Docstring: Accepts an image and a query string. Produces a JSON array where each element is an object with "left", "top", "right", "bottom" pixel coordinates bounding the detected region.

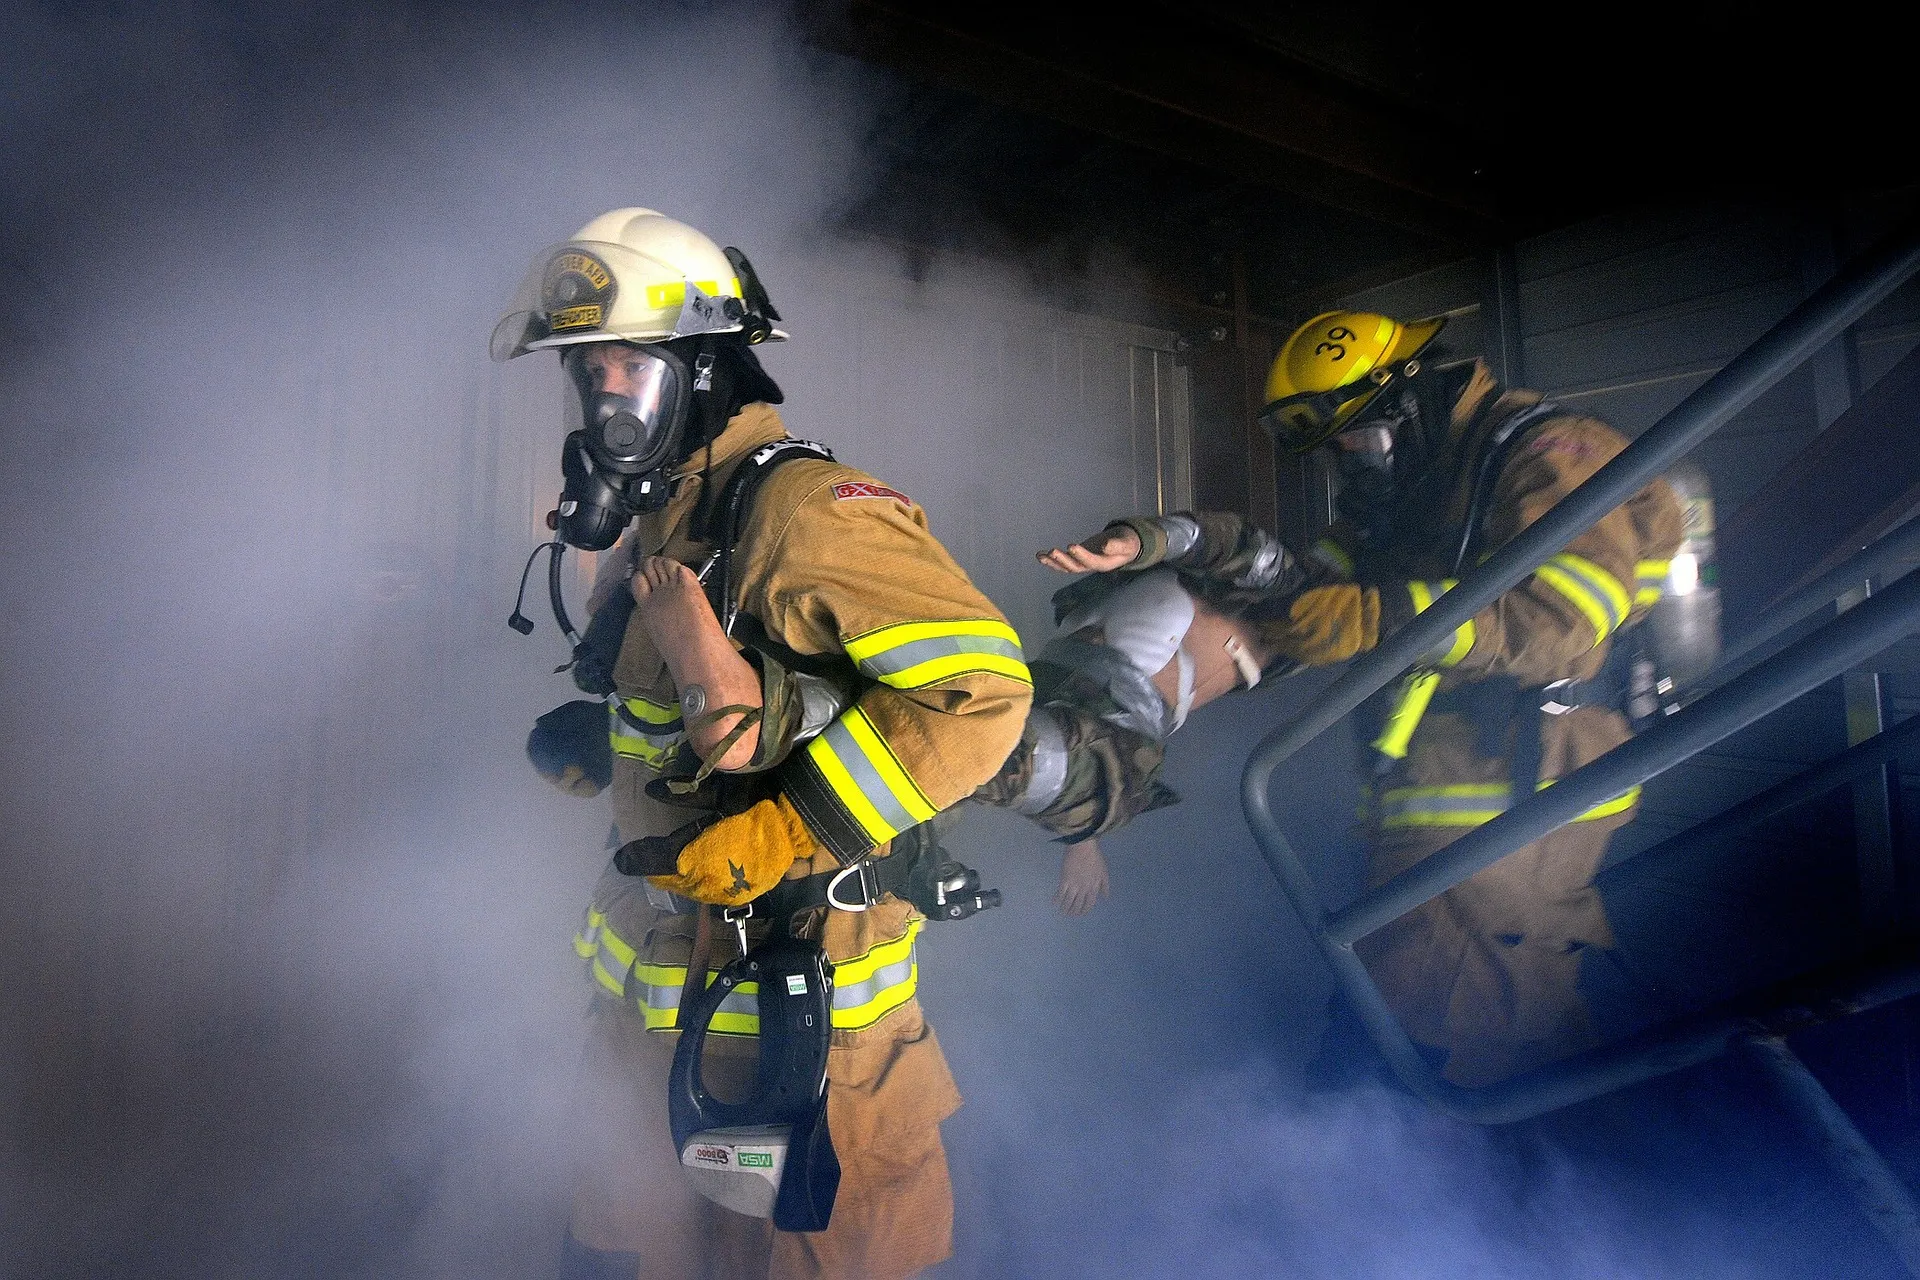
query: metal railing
[{"left": 1240, "top": 212, "right": 1920, "bottom": 1120}]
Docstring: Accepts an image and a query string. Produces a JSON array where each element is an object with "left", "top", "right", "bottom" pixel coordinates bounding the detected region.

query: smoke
[{"left": 0, "top": 3, "right": 1903, "bottom": 1278}]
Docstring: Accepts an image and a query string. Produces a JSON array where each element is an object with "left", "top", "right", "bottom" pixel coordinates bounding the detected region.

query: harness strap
[{"left": 755, "top": 844, "right": 925, "bottom": 921}]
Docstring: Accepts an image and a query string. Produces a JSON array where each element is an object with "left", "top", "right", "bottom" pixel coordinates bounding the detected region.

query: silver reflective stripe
[
  {"left": 1380, "top": 789, "right": 1510, "bottom": 822},
  {"left": 594, "top": 955, "right": 632, "bottom": 995},
  {"left": 1013, "top": 705, "right": 1070, "bottom": 815},
  {"left": 820, "top": 717, "right": 920, "bottom": 835},
  {"left": 793, "top": 671, "right": 851, "bottom": 742},
  {"left": 1232, "top": 533, "right": 1287, "bottom": 590},
  {"left": 1545, "top": 555, "right": 1627, "bottom": 634},
  {"left": 832, "top": 953, "right": 916, "bottom": 1013},
  {"left": 1157, "top": 514, "right": 1201, "bottom": 562},
  {"left": 637, "top": 978, "right": 759, "bottom": 1023},
  {"left": 857, "top": 633, "right": 1026, "bottom": 680}
]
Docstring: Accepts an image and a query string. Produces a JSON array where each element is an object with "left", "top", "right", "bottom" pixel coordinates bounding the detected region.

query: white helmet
[{"left": 490, "top": 208, "right": 785, "bottom": 361}]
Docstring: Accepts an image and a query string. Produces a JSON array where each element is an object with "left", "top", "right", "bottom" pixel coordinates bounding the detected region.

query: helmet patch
[{"left": 543, "top": 250, "right": 617, "bottom": 332}]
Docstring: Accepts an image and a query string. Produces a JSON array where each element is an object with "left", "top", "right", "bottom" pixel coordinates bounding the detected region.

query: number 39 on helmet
[{"left": 1258, "top": 310, "right": 1445, "bottom": 453}]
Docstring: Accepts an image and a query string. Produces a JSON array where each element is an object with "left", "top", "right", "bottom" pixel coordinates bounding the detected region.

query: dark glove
[{"left": 527, "top": 700, "right": 613, "bottom": 797}]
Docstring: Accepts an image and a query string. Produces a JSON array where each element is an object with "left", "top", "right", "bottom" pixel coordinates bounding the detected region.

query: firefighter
[
  {"left": 497, "top": 209, "right": 1032, "bottom": 1279},
  {"left": 1050, "top": 312, "right": 1684, "bottom": 1088}
]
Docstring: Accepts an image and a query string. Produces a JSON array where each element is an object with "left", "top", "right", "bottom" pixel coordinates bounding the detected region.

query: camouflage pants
[{"left": 973, "top": 689, "right": 1174, "bottom": 843}]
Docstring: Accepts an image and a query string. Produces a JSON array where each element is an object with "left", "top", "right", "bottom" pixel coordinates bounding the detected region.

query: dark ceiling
[{"left": 800, "top": 0, "right": 1916, "bottom": 328}]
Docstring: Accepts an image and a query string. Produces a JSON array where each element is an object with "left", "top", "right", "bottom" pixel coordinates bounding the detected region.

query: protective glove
[
  {"left": 647, "top": 793, "right": 819, "bottom": 907},
  {"left": 1267, "top": 584, "right": 1382, "bottom": 666}
]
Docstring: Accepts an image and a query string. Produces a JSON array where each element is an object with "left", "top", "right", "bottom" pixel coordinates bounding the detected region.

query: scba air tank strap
[{"left": 1366, "top": 399, "right": 1563, "bottom": 773}]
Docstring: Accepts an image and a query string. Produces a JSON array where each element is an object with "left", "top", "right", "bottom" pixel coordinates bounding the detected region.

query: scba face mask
[{"left": 554, "top": 341, "right": 715, "bottom": 550}]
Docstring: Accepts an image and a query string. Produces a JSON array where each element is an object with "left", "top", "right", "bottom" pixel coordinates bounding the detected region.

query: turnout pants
[
  {"left": 565, "top": 768, "right": 963, "bottom": 1280},
  {"left": 1355, "top": 708, "right": 1633, "bottom": 1088}
]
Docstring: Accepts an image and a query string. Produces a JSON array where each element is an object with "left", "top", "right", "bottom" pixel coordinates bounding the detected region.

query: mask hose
[{"left": 506, "top": 540, "right": 583, "bottom": 650}]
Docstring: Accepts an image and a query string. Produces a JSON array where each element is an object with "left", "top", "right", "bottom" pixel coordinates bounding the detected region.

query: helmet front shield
[{"left": 489, "top": 239, "right": 749, "bottom": 362}]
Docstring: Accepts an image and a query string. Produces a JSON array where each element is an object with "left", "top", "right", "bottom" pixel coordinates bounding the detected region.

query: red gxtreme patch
[{"left": 833, "top": 481, "right": 911, "bottom": 504}]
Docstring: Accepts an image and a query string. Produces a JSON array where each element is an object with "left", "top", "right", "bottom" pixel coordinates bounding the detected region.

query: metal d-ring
[{"left": 826, "top": 860, "right": 874, "bottom": 912}]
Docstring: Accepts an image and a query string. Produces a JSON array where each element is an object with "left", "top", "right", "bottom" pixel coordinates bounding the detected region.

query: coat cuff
[
  {"left": 1108, "top": 516, "right": 1168, "bottom": 569},
  {"left": 778, "top": 752, "right": 880, "bottom": 867}
]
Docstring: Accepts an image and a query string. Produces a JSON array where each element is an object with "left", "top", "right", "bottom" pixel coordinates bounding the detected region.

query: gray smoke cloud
[{"left": 0, "top": 3, "right": 1898, "bottom": 1277}]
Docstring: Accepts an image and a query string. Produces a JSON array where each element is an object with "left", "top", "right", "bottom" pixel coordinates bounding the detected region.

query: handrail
[
  {"left": 1710, "top": 513, "right": 1920, "bottom": 684},
  {"left": 1608, "top": 706, "right": 1920, "bottom": 880},
  {"left": 1326, "top": 569, "right": 1920, "bottom": 944},
  {"left": 1241, "top": 211, "right": 1920, "bottom": 796}
]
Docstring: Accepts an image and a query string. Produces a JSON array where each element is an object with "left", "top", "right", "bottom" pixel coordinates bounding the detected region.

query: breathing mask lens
[
  {"left": 552, "top": 342, "right": 693, "bottom": 550},
  {"left": 564, "top": 344, "right": 688, "bottom": 475}
]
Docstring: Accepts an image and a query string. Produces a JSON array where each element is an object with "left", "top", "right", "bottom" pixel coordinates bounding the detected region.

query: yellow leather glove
[
  {"left": 647, "top": 794, "right": 819, "bottom": 907},
  {"left": 1269, "top": 584, "right": 1382, "bottom": 666}
]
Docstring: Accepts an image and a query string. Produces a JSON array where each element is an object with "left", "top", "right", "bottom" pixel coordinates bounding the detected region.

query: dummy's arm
[{"left": 1043, "top": 510, "right": 1302, "bottom": 595}]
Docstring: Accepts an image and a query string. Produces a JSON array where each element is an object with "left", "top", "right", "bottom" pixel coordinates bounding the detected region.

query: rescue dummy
[
  {"left": 968, "top": 513, "right": 1307, "bottom": 913},
  {"left": 498, "top": 208, "right": 1031, "bottom": 1279}
]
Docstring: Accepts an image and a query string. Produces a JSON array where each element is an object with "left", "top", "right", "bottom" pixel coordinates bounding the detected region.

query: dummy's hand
[
  {"left": 1037, "top": 525, "right": 1141, "bottom": 575},
  {"left": 646, "top": 794, "right": 819, "bottom": 906},
  {"left": 1055, "top": 838, "right": 1111, "bottom": 916}
]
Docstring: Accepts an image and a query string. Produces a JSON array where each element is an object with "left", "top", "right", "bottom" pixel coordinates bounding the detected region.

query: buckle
[
  {"left": 722, "top": 902, "right": 754, "bottom": 951},
  {"left": 1540, "top": 679, "right": 1579, "bottom": 716},
  {"left": 825, "top": 859, "right": 878, "bottom": 913}
]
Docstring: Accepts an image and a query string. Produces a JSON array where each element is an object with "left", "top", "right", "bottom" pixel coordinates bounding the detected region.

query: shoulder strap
[
  {"left": 707, "top": 438, "right": 835, "bottom": 633},
  {"left": 1450, "top": 399, "right": 1560, "bottom": 576}
]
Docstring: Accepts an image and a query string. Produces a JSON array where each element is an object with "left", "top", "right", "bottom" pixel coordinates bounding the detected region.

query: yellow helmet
[{"left": 1258, "top": 310, "right": 1445, "bottom": 453}]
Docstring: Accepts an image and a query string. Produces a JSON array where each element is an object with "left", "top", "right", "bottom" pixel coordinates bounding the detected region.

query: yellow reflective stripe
[
  {"left": 587, "top": 919, "right": 637, "bottom": 997},
  {"left": 805, "top": 707, "right": 937, "bottom": 844},
  {"left": 829, "top": 920, "right": 922, "bottom": 1030},
  {"left": 1371, "top": 670, "right": 1441, "bottom": 761},
  {"left": 1440, "top": 615, "right": 1476, "bottom": 667},
  {"left": 1311, "top": 538, "right": 1355, "bottom": 578},
  {"left": 610, "top": 696, "right": 683, "bottom": 766},
  {"left": 845, "top": 619, "right": 1031, "bottom": 689},
  {"left": 1378, "top": 779, "right": 1643, "bottom": 829},
  {"left": 643, "top": 278, "right": 741, "bottom": 309},
  {"left": 1535, "top": 553, "right": 1630, "bottom": 646},
  {"left": 598, "top": 925, "right": 636, "bottom": 968},
  {"left": 572, "top": 906, "right": 605, "bottom": 959},
  {"left": 837, "top": 707, "right": 936, "bottom": 826},
  {"left": 1344, "top": 315, "right": 1399, "bottom": 383},
  {"left": 832, "top": 920, "right": 919, "bottom": 986},
  {"left": 631, "top": 963, "right": 763, "bottom": 1035},
  {"left": 623, "top": 934, "right": 924, "bottom": 1035},
  {"left": 1408, "top": 578, "right": 1474, "bottom": 667},
  {"left": 844, "top": 618, "right": 1021, "bottom": 663},
  {"left": 1634, "top": 559, "right": 1669, "bottom": 609},
  {"left": 618, "top": 696, "right": 680, "bottom": 726}
]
